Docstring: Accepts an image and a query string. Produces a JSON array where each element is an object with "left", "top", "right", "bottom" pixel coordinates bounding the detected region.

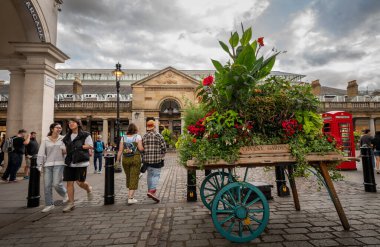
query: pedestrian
[
  {"left": 62, "top": 118, "right": 94, "bottom": 212},
  {"left": 360, "top": 129, "right": 375, "bottom": 168},
  {"left": 115, "top": 123, "right": 144, "bottom": 204},
  {"left": 1, "top": 129, "right": 30, "bottom": 182},
  {"left": 24, "top": 131, "right": 39, "bottom": 179},
  {"left": 0, "top": 134, "right": 5, "bottom": 168},
  {"left": 360, "top": 129, "right": 373, "bottom": 147},
  {"left": 37, "top": 123, "right": 68, "bottom": 213},
  {"left": 371, "top": 131, "right": 380, "bottom": 174},
  {"left": 142, "top": 120, "right": 166, "bottom": 203},
  {"left": 93, "top": 135, "right": 105, "bottom": 174}
]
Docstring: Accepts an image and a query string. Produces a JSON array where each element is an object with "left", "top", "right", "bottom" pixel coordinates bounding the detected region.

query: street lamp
[{"left": 113, "top": 62, "right": 124, "bottom": 173}]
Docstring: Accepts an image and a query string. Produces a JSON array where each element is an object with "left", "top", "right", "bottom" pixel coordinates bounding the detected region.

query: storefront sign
[{"left": 24, "top": 0, "right": 45, "bottom": 42}]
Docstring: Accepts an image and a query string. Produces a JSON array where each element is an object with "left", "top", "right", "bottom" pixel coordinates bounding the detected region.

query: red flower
[
  {"left": 202, "top": 75, "right": 214, "bottom": 86},
  {"left": 257, "top": 37, "right": 264, "bottom": 47},
  {"left": 281, "top": 119, "right": 302, "bottom": 137},
  {"left": 212, "top": 134, "right": 219, "bottom": 138},
  {"left": 192, "top": 138, "right": 197, "bottom": 143}
]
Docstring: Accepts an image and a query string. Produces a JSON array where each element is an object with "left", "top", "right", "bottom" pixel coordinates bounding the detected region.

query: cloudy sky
[{"left": 2, "top": 0, "right": 380, "bottom": 90}]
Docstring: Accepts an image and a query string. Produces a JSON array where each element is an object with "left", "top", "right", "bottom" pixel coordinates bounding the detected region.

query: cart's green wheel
[
  {"left": 200, "top": 171, "right": 233, "bottom": 210},
  {"left": 211, "top": 182, "right": 269, "bottom": 243}
]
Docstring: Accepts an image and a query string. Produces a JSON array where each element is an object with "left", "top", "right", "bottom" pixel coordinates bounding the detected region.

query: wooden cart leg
[
  {"left": 187, "top": 170, "right": 197, "bottom": 202},
  {"left": 318, "top": 163, "right": 350, "bottom": 230},
  {"left": 287, "top": 164, "right": 301, "bottom": 211}
]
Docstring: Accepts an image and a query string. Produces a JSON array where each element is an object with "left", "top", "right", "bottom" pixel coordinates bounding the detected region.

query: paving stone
[
  {"left": 309, "top": 239, "right": 340, "bottom": 246},
  {"left": 335, "top": 237, "right": 364, "bottom": 246},
  {"left": 185, "top": 239, "right": 210, "bottom": 246},
  {"left": 283, "top": 234, "right": 309, "bottom": 241},
  {"left": 357, "top": 237, "right": 380, "bottom": 245},
  {"left": 170, "top": 234, "right": 191, "bottom": 241},
  {"left": 306, "top": 232, "right": 334, "bottom": 239},
  {"left": 283, "top": 241, "right": 314, "bottom": 247}
]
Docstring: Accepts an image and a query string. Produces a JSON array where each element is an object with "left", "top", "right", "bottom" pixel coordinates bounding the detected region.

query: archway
[{"left": 159, "top": 98, "right": 181, "bottom": 137}]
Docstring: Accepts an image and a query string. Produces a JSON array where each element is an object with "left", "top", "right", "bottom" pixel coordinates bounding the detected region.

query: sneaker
[
  {"left": 8, "top": 180, "right": 17, "bottom": 183},
  {"left": 41, "top": 205, "right": 55, "bottom": 213},
  {"left": 23, "top": 176, "right": 29, "bottom": 179},
  {"left": 1, "top": 178, "right": 8, "bottom": 183},
  {"left": 87, "top": 186, "right": 94, "bottom": 201},
  {"left": 97, "top": 170, "right": 102, "bottom": 174},
  {"left": 62, "top": 193, "right": 69, "bottom": 203},
  {"left": 147, "top": 192, "right": 160, "bottom": 203},
  {"left": 128, "top": 198, "right": 138, "bottom": 204},
  {"left": 62, "top": 203, "right": 75, "bottom": 213}
]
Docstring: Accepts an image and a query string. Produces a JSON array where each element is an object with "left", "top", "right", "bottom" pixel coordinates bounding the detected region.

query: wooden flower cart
[{"left": 186, "top": 145, "right": 350, "bottom": 243}]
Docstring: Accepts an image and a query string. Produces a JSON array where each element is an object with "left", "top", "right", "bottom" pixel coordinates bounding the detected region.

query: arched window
[{"left": 160, "top": 99, "right": 180, "bottom": 116}]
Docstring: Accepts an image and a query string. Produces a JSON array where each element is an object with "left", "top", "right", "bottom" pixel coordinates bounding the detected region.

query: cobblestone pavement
[{"left": 0, "top": 152, "right": 380, "bottom": 246}]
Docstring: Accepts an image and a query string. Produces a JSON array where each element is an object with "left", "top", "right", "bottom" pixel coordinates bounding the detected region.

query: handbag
[{"left": 140, "top": 163, "right": 148, "bottom": 173}]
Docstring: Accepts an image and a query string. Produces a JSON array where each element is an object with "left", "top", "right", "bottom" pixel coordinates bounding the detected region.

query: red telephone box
[{"left": 322, "top": 111, "right": 356, "bottom": 170}]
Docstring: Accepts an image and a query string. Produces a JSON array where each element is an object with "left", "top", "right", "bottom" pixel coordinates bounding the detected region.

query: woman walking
[
  {"left": 372, "top": 131, "right": 380, "bottom": 174},
  {"left": 62, "top": 118, "right": 94, "bottom": 212},
  {"left": 115, "top": 123, "right": 144, "bottom": 204},
  {"left": 37, "top": 123, "right": 68, "bottom": 213}
]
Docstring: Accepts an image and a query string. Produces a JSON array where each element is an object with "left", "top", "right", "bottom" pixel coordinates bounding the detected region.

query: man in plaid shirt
[{"left": 142, "top": 120, "right": 166, "bottom": 202}]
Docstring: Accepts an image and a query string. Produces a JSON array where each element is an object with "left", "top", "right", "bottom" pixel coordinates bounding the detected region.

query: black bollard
[
  {"left": 187, "top": 170, "right": 197, "bottom": 202},
  {"left": 205, "top": 169, "right": 211, "bottom": 177},
  {"left": 275, "top": 166, "right": 290, "bottom": 197},
  {"left": 360, "top": 145, "right": 377, "bottom": 192},
  {"left": 104, "top": 154, "right": 115, "bottom": 204},
  {"left": 27, "top": 156, "right": 40, "bottom": 207}
]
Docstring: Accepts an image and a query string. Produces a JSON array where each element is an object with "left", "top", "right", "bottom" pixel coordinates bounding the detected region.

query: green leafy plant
[
  {"left": 161, "top": 128, "right": 176, "bottom": 148},
  {"left": 177, "top": 25, "right": 342, "bottom": 180}
]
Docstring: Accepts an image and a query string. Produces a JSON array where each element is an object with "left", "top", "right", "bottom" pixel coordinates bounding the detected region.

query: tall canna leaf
[
  {"left": 229, "top": 32, "right": 239, "bottom": 48},
  {"left": 240, "top": 27, "right": 252, "bottom": 46}
]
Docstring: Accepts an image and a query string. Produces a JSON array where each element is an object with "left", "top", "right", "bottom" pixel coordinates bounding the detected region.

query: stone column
[
  {"left": 370, "top": 117, "right": 376, "bottom": 136},
  {"left": 6, "top": 69, "right": 25, "bottom": 136},
  {"left": 132, "top": 111, "right": 146, "bottom": 135},
  {"left": 10, "top": 42, "right": 69, "bottom": 141},
  {"left": 154, "top": 117, "right": 159, "bottom": 130},
  {"left": 181, "top": 116, "right": 185, "bottom": 134},
  {"left": 102, "top": 119, "right": 109, "bottom": 145}
]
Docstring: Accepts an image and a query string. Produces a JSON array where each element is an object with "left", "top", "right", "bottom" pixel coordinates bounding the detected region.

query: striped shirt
[{"left": 142, "top": 131, "right": 166, "bottom": 164}]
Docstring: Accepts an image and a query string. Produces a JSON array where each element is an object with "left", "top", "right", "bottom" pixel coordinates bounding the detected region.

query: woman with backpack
[{"left": 115, "top": 123, "right": 144, "bottom": 204}]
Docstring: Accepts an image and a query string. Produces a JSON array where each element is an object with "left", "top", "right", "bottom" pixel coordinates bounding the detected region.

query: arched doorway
[{"left": 159, "top": 99, "right": 181, "bottom": 138}]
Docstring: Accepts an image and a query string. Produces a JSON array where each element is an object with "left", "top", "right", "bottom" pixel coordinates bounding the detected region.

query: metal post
[
  {"left": 104, "top": 154, "right": 115, "bottom": 204},
  {"left": 27, "top": 156, "right": 40, "bottom": 207},
  {"left": 187, "top": 170, "right": 197, "bottom": 202},
  {"left": 360, "top": 145, "right": 377, "bottom": 192},
  {"left": 275, "top": 166, "right": 290, "bottom": 197},
  {"left": 115, "top": 63, "right": 122, "bottom": 173}
]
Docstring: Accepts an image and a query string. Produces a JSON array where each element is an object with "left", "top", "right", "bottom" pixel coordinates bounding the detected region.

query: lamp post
[{"left": 113, "top": 62, "right": 124, "bottom": 173}]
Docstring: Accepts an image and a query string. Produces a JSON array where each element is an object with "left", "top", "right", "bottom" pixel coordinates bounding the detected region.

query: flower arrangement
[{"left": 177, "top": 26, "right": 342, "bottom": 179}]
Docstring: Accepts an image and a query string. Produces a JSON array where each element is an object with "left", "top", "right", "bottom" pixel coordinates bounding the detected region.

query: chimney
[
  {"left": 73, "top": 76, "right": 82, "bottom": 95},
  {"left": 311, "top": 80, "right": 321, "bottom": 95},
  {"left": 347, "top": 80, "right": 358, "bottom": 97}
]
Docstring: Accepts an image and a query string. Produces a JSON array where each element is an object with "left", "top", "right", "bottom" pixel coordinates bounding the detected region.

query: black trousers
[{"left": 1, "top": 152, "right": 23, "bottom": 181}]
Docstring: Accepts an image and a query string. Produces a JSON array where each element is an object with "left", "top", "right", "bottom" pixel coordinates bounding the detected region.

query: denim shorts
[{"left": 374, "top": 150, "right": 380, "bottom": 157}]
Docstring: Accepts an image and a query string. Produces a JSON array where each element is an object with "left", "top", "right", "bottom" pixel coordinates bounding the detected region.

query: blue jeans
[
  {"left": 44, "top": 166, "right": 67, "bottom": 206},
  {"left": 93, "top": 153, "right": 103, "bottom": 171},
  {"left": 147, "top": 167, "right": 161, "bottom": 190},
  {"left": 1, "top": 152, "right": 23, "bottom": 181}
]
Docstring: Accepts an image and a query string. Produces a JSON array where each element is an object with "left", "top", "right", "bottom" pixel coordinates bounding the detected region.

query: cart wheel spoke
[
  {"left": 245, "top": 197, "right": 260, "bottom": 207},
  {"left": 215, "top": 209, "right": 234, "bottom": 214},
  {"left": 238, "top": 221, "right": 243, "bottom": 237},
  {"left": 227, "top": 221, "right": 236, "bottom": 234},
  {"left": 249, "top": 209, "right": 265, "bottom": 213},
  {"left": 220, "top": 214, "right": 235, "bottom": 225},
  {"left": 249, "top": 215, "right": 263, "bottom": 224},
  {"left": 242, "top": 189, "right": 252, "bottom": 204}
]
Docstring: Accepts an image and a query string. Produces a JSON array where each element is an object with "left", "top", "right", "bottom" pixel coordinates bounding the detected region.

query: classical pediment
[{"left": 131, "top": 67, "right": 199, "bottom": 88}]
